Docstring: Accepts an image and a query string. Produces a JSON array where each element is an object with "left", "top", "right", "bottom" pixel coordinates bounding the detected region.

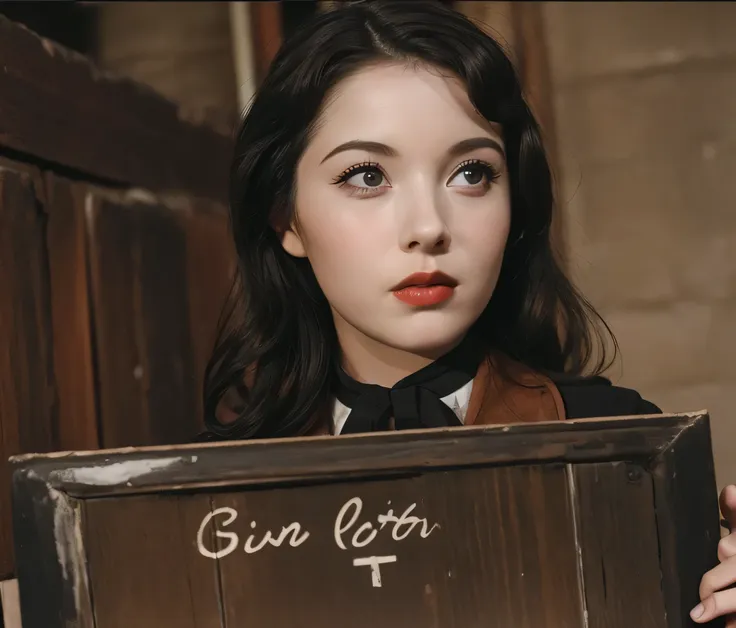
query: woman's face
[{"left": 285, "top": 62, "right": 511, "bottom": 358}]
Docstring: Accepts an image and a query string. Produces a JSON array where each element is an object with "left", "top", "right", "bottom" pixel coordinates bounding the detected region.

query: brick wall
[{"left": 543, "top": 1, "right": 736, "bottom": 486}]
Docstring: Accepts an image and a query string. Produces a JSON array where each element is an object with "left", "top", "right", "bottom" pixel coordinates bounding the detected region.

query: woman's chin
[{"left": 381, "top": 323, "right": 472, "bottom": 358}]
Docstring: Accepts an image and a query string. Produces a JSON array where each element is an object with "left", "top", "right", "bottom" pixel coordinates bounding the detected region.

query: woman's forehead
[{"left": 310, "top": 63, "right": 503, "bottom": 151}]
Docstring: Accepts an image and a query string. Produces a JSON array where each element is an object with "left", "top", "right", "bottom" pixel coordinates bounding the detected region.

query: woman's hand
[{"left": 692, "top": 485, "right": 736, "bottom": 625}]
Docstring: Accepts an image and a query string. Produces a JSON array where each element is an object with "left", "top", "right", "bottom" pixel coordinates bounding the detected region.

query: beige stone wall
[{"left": 543, "top": 1, "right": 736, "bottom": 485}]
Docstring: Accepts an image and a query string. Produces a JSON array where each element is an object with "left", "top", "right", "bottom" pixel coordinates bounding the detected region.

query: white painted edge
[{"left": 51, "top": 457, "right": 188, "bottom": 486}]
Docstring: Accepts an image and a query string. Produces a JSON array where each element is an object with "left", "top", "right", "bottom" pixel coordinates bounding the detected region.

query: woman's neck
[{"left": 333, "top": 313, "right": 463, "bottom": 387}]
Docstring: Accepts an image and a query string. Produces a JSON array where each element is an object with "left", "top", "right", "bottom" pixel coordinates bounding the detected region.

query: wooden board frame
[{"left": 11, "top": 413, "right": 722, "bottom": 628}]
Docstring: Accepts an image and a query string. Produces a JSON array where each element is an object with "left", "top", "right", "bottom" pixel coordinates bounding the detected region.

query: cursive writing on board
[
  {"left": 196, "top": 496, "right": 439, "bottom": 586},
  {"left": 334, "top": 497, "right": 439, "bottom": 549},
  {"left": 196, "top": 507, "right": 309, "bottom": 559}
]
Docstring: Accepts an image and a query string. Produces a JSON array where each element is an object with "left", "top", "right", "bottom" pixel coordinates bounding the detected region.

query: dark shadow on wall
[{"left": 0, "top": 2, "right": 97, "bottom": 55}]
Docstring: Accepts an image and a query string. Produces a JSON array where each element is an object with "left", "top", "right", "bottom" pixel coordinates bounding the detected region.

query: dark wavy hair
[{"left": 203, "top": 0, "right": 616, "bottom": 440}]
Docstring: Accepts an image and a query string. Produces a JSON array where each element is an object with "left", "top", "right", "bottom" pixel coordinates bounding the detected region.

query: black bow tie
[{"left": 334, "top": 335, "right": 484, "bottom": 434}]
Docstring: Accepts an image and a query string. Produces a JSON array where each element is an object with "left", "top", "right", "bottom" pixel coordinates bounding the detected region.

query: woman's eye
[
  {"left": 447, "top": 162, "right": 498, "bottom": 188},
  {"left": 344, "top": 168, "right": 385, "bottom": 188},
  {"left": 332, "top": 163, "right": 391, "bottom": 197}
]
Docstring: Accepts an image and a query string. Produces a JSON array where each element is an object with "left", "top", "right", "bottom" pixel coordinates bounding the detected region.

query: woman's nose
[{"left": 398, "top": 193, "right": 450, "bottom": 254}]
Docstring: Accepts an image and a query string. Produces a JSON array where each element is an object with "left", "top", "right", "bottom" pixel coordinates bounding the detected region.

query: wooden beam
[
  {"left": 229, "top": 2, "right": 257, "bottom": 113},
  {"left": 0, "top": 15, "right": 231, "bottom": 202},
  {"left": 508, "top": 1, "right": 566, "bottom": 260},
  {"left": 249, "top": 2, "right": 283, "bottom": 85},
  {"left": 44, "top": 174, "right": 100, "bottom": 454},
  {"left": 0, "top": 160, "right": 59, "bottom": 580},
  {"left": 510, "top": 2, "right": 558, "bottom": 171}
]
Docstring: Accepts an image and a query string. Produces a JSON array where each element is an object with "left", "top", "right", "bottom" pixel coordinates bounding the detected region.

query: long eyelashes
[
  {"left": 331, "top": 161, "right": 385, "bottom": 185},
  {"left": 331, "top": 158, "right": 502, "bottom": 197},
  {"left": 451, "top": 159, "right": 502, "bottom": 187},
  {"left": 331, "top": 162, "right": 388, "bottom": 198}
]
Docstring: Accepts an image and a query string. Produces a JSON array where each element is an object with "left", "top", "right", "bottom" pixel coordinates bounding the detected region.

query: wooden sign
[{"left": 10, "top": 413, "right": 723, "bottom": 628}]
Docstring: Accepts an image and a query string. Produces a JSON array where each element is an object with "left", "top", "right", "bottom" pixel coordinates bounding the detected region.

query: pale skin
[
  {"left": 284, "top": 62, "right": 510, "bottom": 387},
  {"left": 279, "top": 60, "right": 736, "bottom": 621}
]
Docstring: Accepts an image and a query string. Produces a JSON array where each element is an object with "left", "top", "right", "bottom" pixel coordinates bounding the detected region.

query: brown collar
[{"left": 306, "top": 353, "right": 566, "bottom": 436}]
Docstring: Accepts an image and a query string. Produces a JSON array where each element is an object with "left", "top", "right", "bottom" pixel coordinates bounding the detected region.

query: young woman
[{"left": 200, "top": 0, "right": 736, "bottom": 623}]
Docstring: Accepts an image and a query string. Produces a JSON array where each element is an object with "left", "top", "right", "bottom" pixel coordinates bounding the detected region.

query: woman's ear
[
  {"left": 279, "top": 225, "right": 308, "bottom": 258},
  {"left": 271, "top": 206, "right": 308, "bottom": 258}
]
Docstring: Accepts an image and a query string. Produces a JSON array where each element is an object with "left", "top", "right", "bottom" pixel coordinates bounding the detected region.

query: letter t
[{"left": 352, "top": 555, "right": 397, "bottom": 587}]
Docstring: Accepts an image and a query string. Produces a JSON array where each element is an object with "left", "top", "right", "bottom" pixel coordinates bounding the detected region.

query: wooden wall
[{"left": 0, "top": 15, "right": 236, "bottom": 580}]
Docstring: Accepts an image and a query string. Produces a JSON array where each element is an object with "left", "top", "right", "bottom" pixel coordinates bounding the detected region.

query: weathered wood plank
[
  {"left": 0, "top": 162, "right": 57, "bottom": 579},
  {"left": 573, "top": 462, "right": 668, "bottom": 628},
  {"left": 44, "top": 175, "right": 99, "bottom": 452},
  {"left": 183, "top": 207, "right": 236, "bottom": 428},
  {"left": 213, "top": 465, "right": 582, "bottom": 627},
  {"left": 83, "top": 494, "right": 222, "bottom": 628},
  {"left": 11, "top": 473, "right": 93, "bottom": 628},
  {"left": 11, "top": 414, "right": 700, "bottom": 499},
  {"left": 0, "top": 15, "right": 231, "bottom": 202},
  {"left": 86, "top": 191, "right": 202, "bottom": 447}
]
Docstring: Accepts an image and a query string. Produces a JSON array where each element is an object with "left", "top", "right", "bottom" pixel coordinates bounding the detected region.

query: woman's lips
[
  {"left": 391, "top": 271, "right": 457, "bottom": 306},
  {"left": 393, "top": 285, "right": 455, "bottom": 306}
]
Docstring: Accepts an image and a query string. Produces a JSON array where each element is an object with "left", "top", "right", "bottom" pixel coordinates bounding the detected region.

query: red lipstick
[{"left": 392, "top": 271, "right": 457, "bottom": 306}]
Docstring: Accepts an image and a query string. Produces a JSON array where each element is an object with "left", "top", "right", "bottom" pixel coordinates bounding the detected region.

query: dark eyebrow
[
  {"left": 320, "top": 140, "right": 398, "bottom": 164},
  {"left": 447, "top": 137, "right": 506, "bottom": 159},
  {"left": 319, "top": 136, "right": 506, "bottom": 165}
]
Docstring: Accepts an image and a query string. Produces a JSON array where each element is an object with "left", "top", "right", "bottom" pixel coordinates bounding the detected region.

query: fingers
[
  {"left": 691, "top": 588, "right": 736, "bottom": 623},
  {"left": 721, "top": 485, "right": 736, "bottom": 527},
  {"left": 693, "top": 487, "right": 736, "bottom": 625},
  {"left": 720, "top": 534, "right": 736, "bottom": 563},
  {"left": 701, "top": 556, "right": 736, "bottom": 599}
]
